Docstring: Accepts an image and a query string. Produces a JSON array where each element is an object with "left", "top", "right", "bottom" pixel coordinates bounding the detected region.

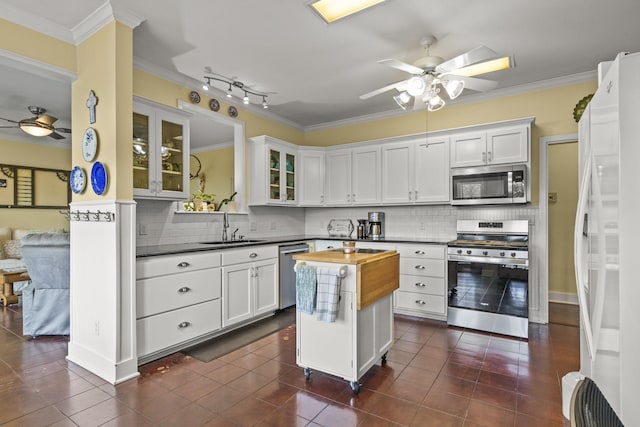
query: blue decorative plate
[
  {"left": 69, "top": 166, "right": 86, "bottom": 194},
  {"left": 91, "top": 161, "right": 108, "bottom": 195}
]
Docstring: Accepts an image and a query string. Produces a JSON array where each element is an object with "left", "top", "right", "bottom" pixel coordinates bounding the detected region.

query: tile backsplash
[{"left": 136, "top": 199, "right": 539, "bottom": 246}]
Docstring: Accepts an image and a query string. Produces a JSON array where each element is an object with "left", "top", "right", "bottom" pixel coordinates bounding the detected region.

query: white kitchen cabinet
[
  {"left": 221, "top": 245, "right": 278, "bottom": 328},
  {"left": 249, "top": 135, "right": 297, "bottom": 205},
  {"left": 450, "top": 123, "right": 529, "bottom": 168},
  {"left": 133, "top": 98, "right": 190, "bottom": 200},
  {"left": 325, "top": 146, "right": 380, "bottom": 206},
  {"left": 136, "top": 251, "right": 222, "bottom": 362},
  {"left": 298, "top": 149, "right": 325, "bottom": 206},
  {"left": 393, "top": 243, "right": 447, "bottom": 320},
  {"left": 381, "top": 136, "right": 449, "bottom": 204}
]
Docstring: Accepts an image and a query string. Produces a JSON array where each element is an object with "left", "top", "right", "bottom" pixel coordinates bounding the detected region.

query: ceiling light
[
  {"left": 427, "top": 95, "right": 445, "bottom": 111},
  {"left": 202, "top": 82, "right": 210, "bottom": 91},
  {"left": 226, "top": 84, "right": 233, "bottom": 98},
  {"left": 309, "top": 0, "right": 385, "bottom": 23},
  {"left": 203, "top": 73, "right": 270, "bottom": 109},
  {"left": 262, "top": 96, "right": 268, "bottom": 109},
  {"left": 393, "top": 91, "right": 411, "bottom": 110},
  {"left": 243, "top": 92, "right": 250, "bottom": 104},
  {"left": 19, "top": 118, "right": 54, "bottom": 137},
  {"left": 406, "top": 76, "right": 426, "bottom": 97},
  {"left": 442, "top": 79, "right": 465, "bottom": 99},
  {"left": 448, "top": 56, "right": 513, "bottom": 77}
]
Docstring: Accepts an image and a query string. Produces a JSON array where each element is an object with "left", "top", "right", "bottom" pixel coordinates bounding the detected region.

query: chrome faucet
[
  {"left": 222, "top": 212, "right": 229, "bottom": 241},
  {"left": 231, "top": 228, "right": 239, "bottom": 241}
]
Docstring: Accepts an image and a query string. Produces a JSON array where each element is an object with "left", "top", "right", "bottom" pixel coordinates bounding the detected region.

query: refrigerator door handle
[{"left": 574, "top": 147, "right": 596, "bottom": 361}]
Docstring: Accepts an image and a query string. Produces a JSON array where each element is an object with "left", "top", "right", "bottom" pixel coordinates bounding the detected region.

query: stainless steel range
[{"left": 447, "top": 220, "right": 529, "bottom": 339}]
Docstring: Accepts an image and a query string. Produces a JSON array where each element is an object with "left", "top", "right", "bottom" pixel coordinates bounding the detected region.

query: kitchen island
[{"left": 293, "top": 248, "right": 399, "bottom": 393}]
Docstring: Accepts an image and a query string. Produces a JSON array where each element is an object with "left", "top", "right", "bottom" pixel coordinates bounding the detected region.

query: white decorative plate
[
  {"left": 70, "top": 166, "right": 86, "bottom": 194},
  {"left": 327, "top": 219, "right": 354, "bottom": 237},
  {"left": 82, "top": 127, "right": 98, "bottom": 162}
]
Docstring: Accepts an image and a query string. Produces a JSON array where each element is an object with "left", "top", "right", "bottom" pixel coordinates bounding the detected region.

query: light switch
[{"left": 548, "top": 192, "right": 558, "bottom": 203}]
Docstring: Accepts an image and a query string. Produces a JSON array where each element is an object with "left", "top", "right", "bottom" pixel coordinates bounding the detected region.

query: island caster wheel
[
  {"left": 381, "top": 352, "right": 388, "bottom": 365},
  {"left": 304, "top": 367, "right": 311, "bottom": 380},
  {"left": 350, "top": 381, "right": 360, "bottom": 394}
]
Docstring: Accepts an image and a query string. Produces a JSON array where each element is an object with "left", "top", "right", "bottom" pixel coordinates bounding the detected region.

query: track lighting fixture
[
  {"left": 203, "top": 75, "right": 270, "bottom": 108},
  {"left": 202, "top": 82, "right": 210, "bottom": 91}
]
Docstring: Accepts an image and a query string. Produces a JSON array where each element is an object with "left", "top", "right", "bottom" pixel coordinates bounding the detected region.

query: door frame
[{"left": 537, "top": 133, "right": 578, "bottom": 323}]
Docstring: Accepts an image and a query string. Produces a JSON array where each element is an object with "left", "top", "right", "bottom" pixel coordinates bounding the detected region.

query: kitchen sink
[{"left": 199, "top": 239, "right": 265, "bottom": 245}]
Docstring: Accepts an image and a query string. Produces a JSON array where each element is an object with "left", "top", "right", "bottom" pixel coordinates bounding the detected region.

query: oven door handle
[{"left": 447, "top": 254, "right": 528, "bottom": 267}]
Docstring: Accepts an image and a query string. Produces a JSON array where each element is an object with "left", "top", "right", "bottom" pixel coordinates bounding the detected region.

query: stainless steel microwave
[{"left": 451, "top": 164, "right": 527, "bottom": 205}]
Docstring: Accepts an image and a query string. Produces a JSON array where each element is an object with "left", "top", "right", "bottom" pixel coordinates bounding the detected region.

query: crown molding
[
  {"left": 72, "top": 1, "right": 144, "bottom": 45},
  {"left": 0, "top": 49, "right": 77, "bottom": 82},
  {"left": 304, "top": 70, "right": 598, "bottom": 132},
  {"left": 133, "top": 57, "right": 305, "bottom": 131},
  {"left": 0, "top": 3, "right": 75, "bottom": 44}
]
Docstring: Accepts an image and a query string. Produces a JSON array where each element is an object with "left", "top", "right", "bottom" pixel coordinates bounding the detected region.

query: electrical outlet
[
  {"left": 138, "top": 223, "right": 147, "bottom": 235},
  {"left": 250, "top": 221, "right": 257, "bottom": 231}
]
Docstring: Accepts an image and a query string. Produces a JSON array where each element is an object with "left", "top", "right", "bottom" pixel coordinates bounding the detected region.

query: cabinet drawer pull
[
  {"left": 415, "top": 300, "right": 426, "bottom": 305},
  {"left": 177, "top": 262, "right": 190, "bottom": 268},
  {"left": 178, "top": 321, "right": 191, "bottom": 328},
  {"left": 414, "top": 250, "right": 425, "bottom": 255},
  {"left": 415, "top": 283, "right": 426, "bottom": 287},
  {"left": 249, "top": 252, "right": 258, "bottom": 258},
  {"left": 177, "top": 286, "right": 191, "bottom": 293},
  {"left": 414, "top": 265, "right": 426, "bottom": 270}
]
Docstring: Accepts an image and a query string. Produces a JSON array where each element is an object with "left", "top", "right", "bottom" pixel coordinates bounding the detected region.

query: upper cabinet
[
  {"left": 449, "top": 121, "right": 531, "bottom": 168},
  {"left": 381, "top": 136, "right": 449, "bottom": 204},
  {"left": 298, "top": 149, "right": 325, "bottom": 206},
  {"left": 133, "top": 99, "right": 190, "bottom": 200},
  {"left": 249, "top": 135, "right": 297, "bottom": 205},
  {"left": 325, "top": 146, "right": 380, "bottom": 206}
]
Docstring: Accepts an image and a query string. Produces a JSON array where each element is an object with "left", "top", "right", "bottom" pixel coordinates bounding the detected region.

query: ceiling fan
[
  {"left": 0, "top": 106, "right": 71, "bottom": 139},
  {"left": 360, "top": 36, "right": 514, "bottom": 111}
]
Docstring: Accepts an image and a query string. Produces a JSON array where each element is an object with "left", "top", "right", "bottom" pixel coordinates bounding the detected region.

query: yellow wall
[
  {"left": 548, "top": 142, "right": 579, "bottom": 296},
  {"left": 189, "top": 147, "right": 234, "bottom": 207},
  {"left": 0, "top": 138, "right": 71, "bottom": 230}
]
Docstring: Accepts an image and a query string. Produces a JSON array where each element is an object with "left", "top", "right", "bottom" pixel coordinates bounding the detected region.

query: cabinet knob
[
  {"left": 177, "top": 286, "right": 191, "bottom": 293},
  {"left": 408, "top": 191, "right": 412, "bottom": 201},
  {"left": 249, "top": 252, "right": 258, "bottom": 258},
  {"left": 415, "top": 282, "right": 426, "bottom": 287},
  {"left": 415, "top": 300, "right": 426, "bottom": 305},
  {"left": 178, "top": 321, "right": 191, "bottom": 329},
  {"left": 487, "top": 151, "right": 492, "bottom": 162},
  {"left": 415, "top": 250, "right": 425, "bottom": 255},
  {"left": 352, "top": 194, "right": 355, "bottom": 202},
  {"left": 177, "top": 262, "right": 190, "bottom": 268},
  {"left": 414, "top": 265, "right": 426, "bottom": 270}
]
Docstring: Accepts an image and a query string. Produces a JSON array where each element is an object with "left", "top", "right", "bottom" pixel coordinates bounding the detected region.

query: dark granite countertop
[{"left": 136, "top": 234, "right": 451, "bottom": 258}]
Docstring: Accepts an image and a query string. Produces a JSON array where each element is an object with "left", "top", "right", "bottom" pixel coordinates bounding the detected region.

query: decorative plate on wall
[
  {"left": 70, "top": 166, "right": 86, "bottom": 194},
  {"left": 228, "top": 105, "right": 238, "bottom": 118},
  {"left": 209, "top": 98, "right": 220, "bottom": 111},
  {"left": 189, "top": 90, "right": 201, "bottom": 104},
  {"left": 91, "top": 161, "right": 108, "bottom": 196},
  {"left": 82, "top": 127, "right": 98, "bottom": 162}
]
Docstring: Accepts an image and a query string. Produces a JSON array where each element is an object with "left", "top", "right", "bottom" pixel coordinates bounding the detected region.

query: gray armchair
[{"left": 20, "top": 232, "right": 70, "bottom": 336}]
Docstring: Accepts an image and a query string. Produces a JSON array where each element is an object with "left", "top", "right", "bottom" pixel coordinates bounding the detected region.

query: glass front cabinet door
[
  {"left": 133, "top": 99, "right": 189, "bottom": 200},
  {"left": 249, "top": 135, "right": 297, "bottom": 205}
]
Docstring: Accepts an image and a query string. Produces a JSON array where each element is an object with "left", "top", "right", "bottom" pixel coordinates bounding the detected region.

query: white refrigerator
[{"left": 575, "top": 51, "right": 640, "bottom": 426}]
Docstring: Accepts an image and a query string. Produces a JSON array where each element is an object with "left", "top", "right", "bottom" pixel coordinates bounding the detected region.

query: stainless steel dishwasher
[{"left": 279, "top": 243, "right": 309, "bottom": 309}]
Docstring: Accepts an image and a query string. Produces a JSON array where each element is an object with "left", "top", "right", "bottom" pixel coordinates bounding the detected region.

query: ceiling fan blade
[
  {"left": 360, "top": 80, "right": 408, "bottom": 100},
  {"left": 455, "top": 76, "right": 499, "bottom": 92},
  {"left": 55, "top": 127, "right": 72, "bottom": 134},
  {"left": 0, "top": 117, "right": 19, "bottom": 124},
  {"left": 435, "top": 46, "right": 498, "bottom": 74},
  {"left": 445, "top": 55, "right": 514, "bottom": 77},
  {"left": 0, "top": 126, "right": 18, "bottom": 129},
  {"left": 48, "top": 132, "right": 66, "bottom": 140},
  {"left": 36, "top": 114, "right": 58, "bottom": 126},
  {"left": 378, "top": 59, "right": 424, "bottom": 75}
]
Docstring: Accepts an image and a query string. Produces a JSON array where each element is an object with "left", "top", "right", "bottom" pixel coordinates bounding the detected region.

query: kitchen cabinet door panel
[
  {"left": 351, "top": 146, "right": 381, "bottom": 205},
  {"left": 381, "top": 142, "right": 413, "bottom": 204},
  {"left": 222, "top": 263, "right": 252, "bottom": 327},
  {"left": 450, "top": 132, "right": 487, "bottom": 168},
  {"left": 414, "top": 137, "right": 449, "bottom": 203},
  {"left": 487, "top": 126, "right": 528, "bottom": 164},
  {"left": 299, "top": 150, "right": 325, "bottom": 206},
  {"left": 325, "top": 150, "right": 352, "bottom": 205},
  {"left": 253, "top": 258, "right": 278, "bottom": 316}
]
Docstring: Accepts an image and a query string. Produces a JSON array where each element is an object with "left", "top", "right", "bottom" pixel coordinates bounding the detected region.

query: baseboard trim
[{"left": 549, "top": 292, "right": 579, "bottom": 305}]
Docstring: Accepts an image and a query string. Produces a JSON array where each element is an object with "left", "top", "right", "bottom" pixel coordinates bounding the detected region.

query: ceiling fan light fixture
[
  {"left": 427, "top": 95, "right": 445, "bottom": 111},
  {"left": 309, "top": 0, "right": 385, "bottom": 23},
  {"left": 442, "top": 79, "right": 465, "bottom": 99},
  {"left": 449, "top": 55, "right": 513, "bottom": 77},
  {"left": 406, "top": 76, "right": 426, "bottom": 97},
  {"left": 393, "top": 91, "right": 411, "bottom": 110},
  {"left": 19, "top": 118, "right": 54, "bottom": 137}
]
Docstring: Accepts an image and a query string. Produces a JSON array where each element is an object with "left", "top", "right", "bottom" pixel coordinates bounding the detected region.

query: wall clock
[
  {"left": 82, "top": 127, "right": 98, "bottom": 162},
  {"left": 228, "top": 105, "right": 238, "bottom": 118}
]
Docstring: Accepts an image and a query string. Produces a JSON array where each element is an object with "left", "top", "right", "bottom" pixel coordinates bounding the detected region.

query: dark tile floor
[{"left": 0, "top": 303, "right": 578, "bottom": 426}]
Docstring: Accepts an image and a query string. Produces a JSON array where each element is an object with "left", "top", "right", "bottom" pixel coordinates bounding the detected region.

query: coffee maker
[{"left": 368, "top": 212, "right": 385, "bottom": 240}]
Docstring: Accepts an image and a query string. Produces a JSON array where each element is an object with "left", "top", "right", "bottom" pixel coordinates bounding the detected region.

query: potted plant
[{"left": 192, "top": 192, "right": 215, "bottom": 211}]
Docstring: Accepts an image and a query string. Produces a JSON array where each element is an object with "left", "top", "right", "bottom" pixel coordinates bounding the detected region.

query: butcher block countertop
[{"left": 294, "top": 249, "right": 400, "bottom": 310}]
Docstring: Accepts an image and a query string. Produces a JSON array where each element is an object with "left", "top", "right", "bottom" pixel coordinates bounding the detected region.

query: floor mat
[{"left": 184, "top": 309, "right": 296, "bottom": 363}]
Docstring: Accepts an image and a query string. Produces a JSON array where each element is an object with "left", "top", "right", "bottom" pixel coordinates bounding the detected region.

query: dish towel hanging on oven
[
  {"left": 295, "top": 264, "right": 317, "bottom": 315},
  {"left": 316, "top": 267, "right": 342, "bottom": 323}
]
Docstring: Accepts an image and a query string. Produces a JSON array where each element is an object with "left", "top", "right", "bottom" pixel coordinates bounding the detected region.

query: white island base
[{"left": 295, "top": 260, "right": 396, "bottom": 394}]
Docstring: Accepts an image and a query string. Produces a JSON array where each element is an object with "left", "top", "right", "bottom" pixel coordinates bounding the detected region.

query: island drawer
[
  {"left": 395, "top": 291, "right": 445, "bottom": 315},
  {"left": 222, "top": 245, "right": 278, "bottom": 265},
  {"left": 137, "top": 299, "right": 221, "bottom": 358},
  {"left": 137, "top": 252, "right": 222, "bottom": 279},
  {"left": 137, "top": 268, "right": 221, "bottom": 318},
  {"left": 396, "top": 244, "right": 444, "bottom": 259},
  {"left": 399, "top": 275, "right": 445, "bottom": 296},
  {"left": 400, "top": 259, "right": 445, "bottom": 278}
]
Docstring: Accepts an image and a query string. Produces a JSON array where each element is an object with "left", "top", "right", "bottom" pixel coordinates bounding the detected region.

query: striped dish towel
[
  {"left": 316, "top": 268, "right": 342, "bottom": 323},
  {"left": 295, "top": 264, "right": 317, "bottom": 315}
]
